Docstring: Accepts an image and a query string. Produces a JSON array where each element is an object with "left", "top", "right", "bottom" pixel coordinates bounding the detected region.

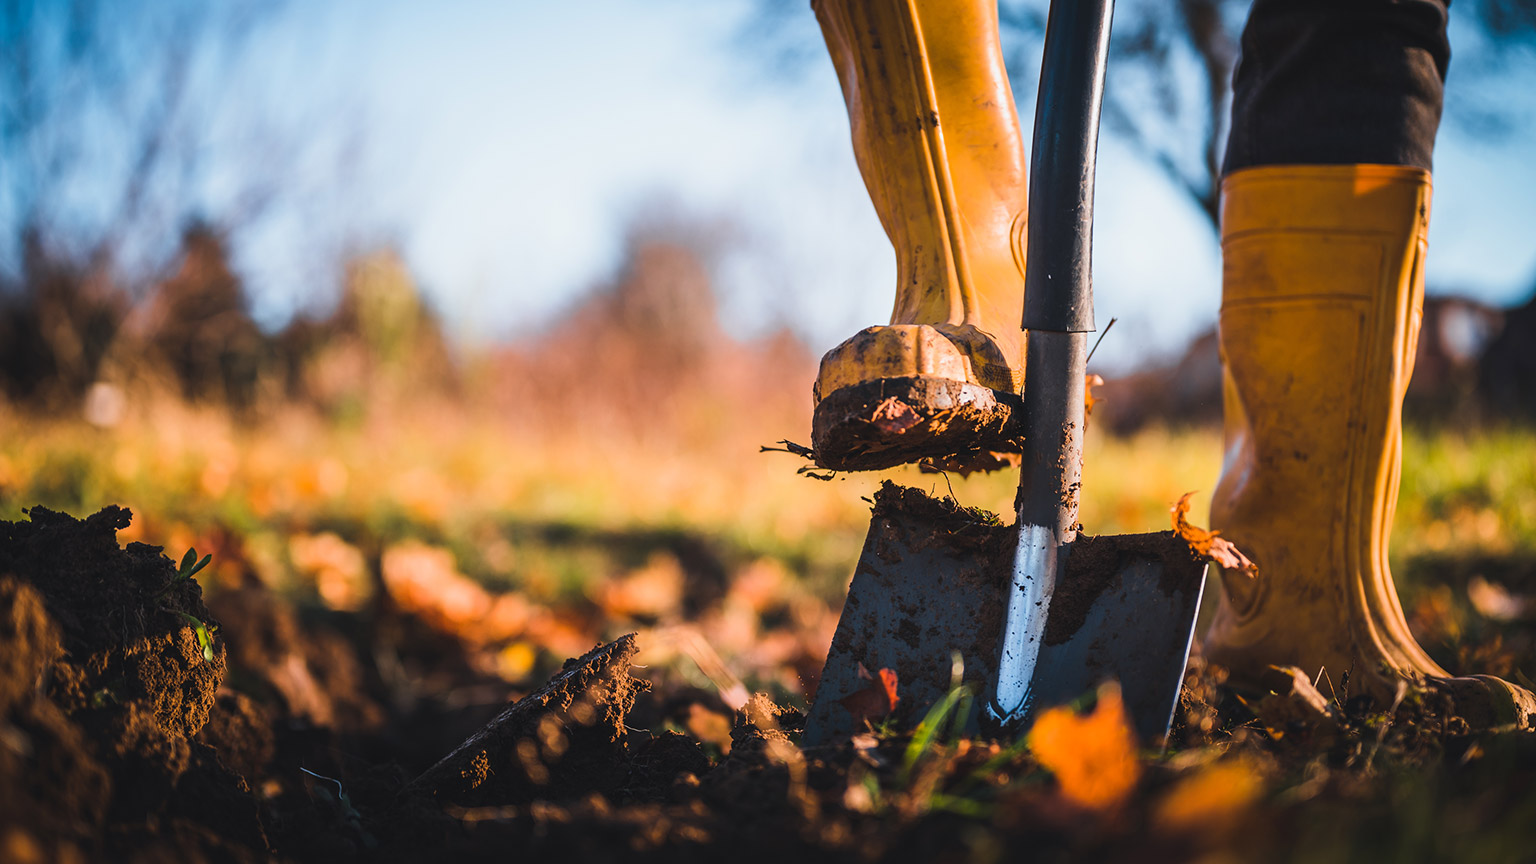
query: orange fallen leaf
[
  {"left": 685, "top": 703, "right": 735, "bottom": 753},
  {"left": 1153, "top": 756, "right": 1264, "bottom": 836},
  {"left": 1028, "top": 682, "right": 1141, "bottom": 812},
  {"left": 1084, "top": 373, "right": 1105, "bottom": 417},
  {"left": 838, "top": 664, "right": 899, "bottom": 727},
  {"left": 1172, "top": 492, "right": 1257, "bottom": 577},
  {"left": 595, "top": 551, "right": 684, "bottom": 620}
]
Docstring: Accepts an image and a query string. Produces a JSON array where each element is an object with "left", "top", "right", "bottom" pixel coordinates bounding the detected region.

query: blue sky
[{"left": 227, "top": 0, "right": 1536, "bottom": 371}]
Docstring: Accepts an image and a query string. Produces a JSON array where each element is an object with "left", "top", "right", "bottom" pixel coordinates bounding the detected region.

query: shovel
[{"left": 803, "top": 0, "right": 1208, "bottom": 746}]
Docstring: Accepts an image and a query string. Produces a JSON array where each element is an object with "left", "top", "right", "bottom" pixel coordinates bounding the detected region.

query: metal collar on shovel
[{"left": 804, "top": 0, "right": 1207, "bottom": 747}]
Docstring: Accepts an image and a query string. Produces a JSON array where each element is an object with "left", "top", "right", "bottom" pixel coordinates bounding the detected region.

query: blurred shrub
[
  {"left": 483, "top": 218, "right": 815, "bottom": 448},
  {"left": 0, "top": 231, "right": 127, "bottom": 410},
  {"left": 286, "top": 249, "right": 458, "bottom": 418},
  {"left": 0, "top": 226, "right": 457, "bottom": 423},
  {"left": 124, "top": 224, "right": 266, "bottom": 409}
]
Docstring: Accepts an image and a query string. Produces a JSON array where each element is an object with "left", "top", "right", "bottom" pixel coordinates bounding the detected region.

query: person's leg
[
  {"left": 1209, "top": 0, "right": 1534, "bottom": 727},
  {"left": 1222, "top": 0, "right": 1449, "bottom": 173},
  {"left": 811, "top": 0, "right": 1030, "bottom": 473}
]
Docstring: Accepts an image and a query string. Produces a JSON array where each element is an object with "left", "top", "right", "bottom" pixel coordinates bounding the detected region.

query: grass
[
  {"left": 1397, "top": 426, "right": 1536, "bottom": 559},
  {"left": 2, "top": 394, "right": 1533, "bottom": 691},
  {"left": 3, "top": 400, "right": 1533, "bottom": 594}
]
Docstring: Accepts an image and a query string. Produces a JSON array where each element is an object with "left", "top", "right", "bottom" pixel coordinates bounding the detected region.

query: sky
[{"left": 224, "top": 0, "right": 1536, "bottom": 371}]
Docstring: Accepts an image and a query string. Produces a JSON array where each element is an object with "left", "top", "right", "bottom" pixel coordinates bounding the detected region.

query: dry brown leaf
[
  {"left": 685, "top": 703, "right": 735, "bottom": 753},
  {"left": 838, "top": 663, "right": 900, "bottom": 727},
  {"left": 870, "top": 397, "right": 921, "bottom": 434},
  {"left": 1171, "top": 492, "right": 1257, "bottom": 577},
  {"left": 1028, "top": 682, "right": 1142, "bottom": 812},
  {"left": 595, "top": 551, "right": 684, "bottom": 619}
]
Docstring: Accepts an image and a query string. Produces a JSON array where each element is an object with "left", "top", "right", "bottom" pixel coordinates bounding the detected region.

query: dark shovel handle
[
  {"left": 1021, "top": 0, "right": 1113, "bottom": 336},
  {"left": 1018, "top": 0, "right": 1113, "bottom": 546}
]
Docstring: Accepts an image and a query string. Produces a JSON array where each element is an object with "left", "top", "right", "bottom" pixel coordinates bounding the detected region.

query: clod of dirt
[
  {"left": 0, "top": 578, "right": 113, "bottom": 849},
  {"left": 0, "top": 576, "right": 60, "bottom": 713},
  {"left": 0, "top": 506, "right": 271, "bottom": 861},
  {"left": 1, "top": 507, "right": 226, "bottom": 787},
  {"left": 622, "top": 731, "right": 712, "bottom": 800},
  {"left": 195, "top": 691, "right": 277, "bottom": 782},
  {"left": 868, "top": 480, "right": 1007, "bottom": 551},
  {"left": 206, "top": 583, "right": 384, "bottom": 734},
  {"left": 407, "top": 634, "right": 648, "bottom": 807}
]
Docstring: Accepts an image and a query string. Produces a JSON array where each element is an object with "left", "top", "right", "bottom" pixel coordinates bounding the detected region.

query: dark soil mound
[{"left": 0, "top": 506, "right": 264, "bottom": 861}]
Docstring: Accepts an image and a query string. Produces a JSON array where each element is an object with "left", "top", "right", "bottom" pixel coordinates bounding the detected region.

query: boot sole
[{"left": 812, "top": 376, "right": 1025, "bottom": 472}]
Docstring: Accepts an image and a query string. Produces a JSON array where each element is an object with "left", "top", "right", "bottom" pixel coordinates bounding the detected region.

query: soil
[
  {"left": 1, "top": 504, "right": 1532, "bottom": 863},
  {"left": 863, "top": 481, "right": 1208, "bottom": 647},
  {"left": 1045, "top": 531, "right": 1207, "bottom": 647},
  {"left": 868, "top": 480, "right": 1007, "bottom": 553},
  {"left": 0, "top": 506, "right": 251, "bottom": 861},
  {"left": 812, "top": 377, "right": 1025, "bottom": 474}
]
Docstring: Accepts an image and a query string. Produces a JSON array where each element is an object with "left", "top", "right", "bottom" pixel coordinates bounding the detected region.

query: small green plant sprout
[
  {"left": 173, "top": 611, "right": 218, "bottom": 663},
  {"left": 900, "top": 652, "right": 975, "bottom": 785},
  {"left": 177, "top": 547, "right": 213, "bottom": 582},
  {"left": 155, "top": 548, "right": 212, "bottom": 599}
]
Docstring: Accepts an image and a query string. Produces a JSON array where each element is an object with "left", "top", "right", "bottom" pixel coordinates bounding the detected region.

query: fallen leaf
[
  {"left": 1153, "top": 756, "right": 1264, "bottom": 836},
  {"left": 870, "top": 398, "right": 921, "bottom": 434},
  {"left": 1084, "top": 373, "right": 1105, "bottom": 417},
  {"left": 685, "top": 703, "right": 734, "bottom": 753},
  {"left": 291, "top": 532, "right": 371, "bottom": 611},
  {"left": 1172, "top": 492, "right": 1257, "bottom": 577},
  {"left": 1467, "top": 575, "right": 1534, "bottom": 622},
  {"left": 838, "top": 664, "right": 900, "bottom": 727},
  {"left": 1028, "top": 682, "right": 1141, "bottom": 812},
  {"left": 595, "top": 551, "right": 684, "bottom": 620}
]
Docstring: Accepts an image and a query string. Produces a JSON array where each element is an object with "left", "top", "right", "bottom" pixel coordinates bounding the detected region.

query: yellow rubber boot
[
  {"left": 810, "top": 0, "right": 1028, "bottom": 473},
  {"left": 1207, "top": 164, "right": 1535, "bottom": 730}
]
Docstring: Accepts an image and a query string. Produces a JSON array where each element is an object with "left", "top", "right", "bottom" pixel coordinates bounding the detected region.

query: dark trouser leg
[{"left": 1223, "top": 0, "right": 1450, "bottom": 173}]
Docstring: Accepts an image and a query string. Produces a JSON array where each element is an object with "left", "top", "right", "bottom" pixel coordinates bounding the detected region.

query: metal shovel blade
[{"left": 802, "top": 483, "right": 1207, "bottom": 746}]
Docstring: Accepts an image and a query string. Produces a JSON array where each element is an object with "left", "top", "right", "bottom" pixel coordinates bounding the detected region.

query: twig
[
  {"left": 1363, "top": 679, "right": 1409, "bottom": 773},
  {"left": 761, "top": 440, "right": 814, "bottom": 459},
  {"left": 1085, "top": 317, "right": 1118, "bottom": 365}
]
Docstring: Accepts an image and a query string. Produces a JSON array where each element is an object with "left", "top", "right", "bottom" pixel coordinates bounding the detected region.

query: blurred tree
[
  {"left": 0, "top": 228, "right": 125, "bottom": 404},
  {"left": 0, "top": 0, "right": 350, "bottom": 409},
  {"left": 289, "top": 249, "right": 456, "bottom": 418},
  {"left": 124, "top": 223, "right": 265, "bottom": 409}
]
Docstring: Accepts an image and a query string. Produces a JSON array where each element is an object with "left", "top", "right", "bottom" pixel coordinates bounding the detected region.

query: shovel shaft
[
  {"left": 1020, "top": 0, "right": 1113, "bottom": 334},
  {"left": 1015, "top": 331, "right": 1088, "bottom": 535},
  {"left": 989, "top": 0, "right": 1113, "bottom": 732}
]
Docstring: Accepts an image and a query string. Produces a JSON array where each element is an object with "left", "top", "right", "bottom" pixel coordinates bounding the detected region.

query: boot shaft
[
  {"left": 814, "top": 0, "right": 1028, "bottom": 384},
  {"left": 1208, "top": 164, "right": 1445, "bottom": 695}
]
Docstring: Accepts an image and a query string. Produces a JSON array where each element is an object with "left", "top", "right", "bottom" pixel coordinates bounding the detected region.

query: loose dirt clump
[
  {"left": 407, "top": 634, "right": 647, "bottom": 807},
  {"left": 0, "top": 506, "right": 265, "bottom": 861}
]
